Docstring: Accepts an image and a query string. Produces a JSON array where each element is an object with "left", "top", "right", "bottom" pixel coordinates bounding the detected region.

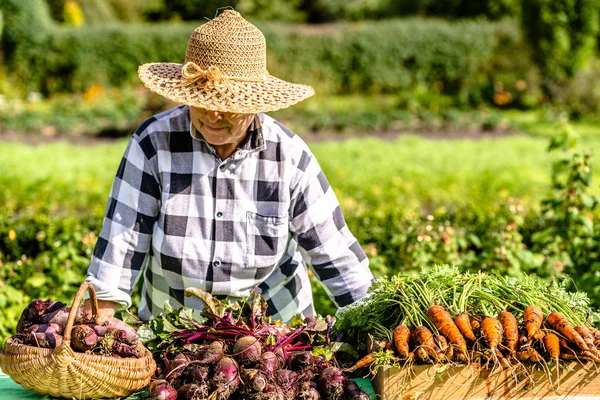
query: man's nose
[{"left": 206, "top": 110, "right": 223, "bottom": 123}]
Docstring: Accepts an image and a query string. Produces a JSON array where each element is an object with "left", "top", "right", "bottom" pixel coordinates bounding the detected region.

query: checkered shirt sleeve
[
  {"left": 86, "top": 120, "right": 160, "bottom": 307},
  {"left": 289, "top": 152, "right": 373, "bottom": 308}
]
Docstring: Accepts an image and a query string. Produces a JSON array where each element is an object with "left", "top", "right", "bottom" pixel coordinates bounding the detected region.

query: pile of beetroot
[
  {"left": 141, "top": 289, "right": 370, "bottom": 400},
  {"left": 12, "top": 298, "right": 141, "bottom": 358}
]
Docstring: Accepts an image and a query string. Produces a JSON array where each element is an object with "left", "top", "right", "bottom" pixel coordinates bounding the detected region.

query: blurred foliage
[
  {"left": 143, "top": 0, "right": 240, "bottom": 21},
  {"left": 0, "top": 2, "right": 526, "bottom": 103},
  {"left": 237, "top": 0, "right": 306, "bottom": 22},
  {"left": 0, "top": 89, "right": 512, "bottom": 137},
  {"left": 77, "top": 0, "right": 115, "bottom": 26},
  {"left": 62, "top": 0, "right": 83, "bottom": 26},
  {"left": 521, "top": 0, "right": 600, "bottom": 91},
  {"left": 5, "top": 1, "right": 598, "bottom": 118},
  {"left": 303, "top": 0, "right": 520, "bottom": 22}
]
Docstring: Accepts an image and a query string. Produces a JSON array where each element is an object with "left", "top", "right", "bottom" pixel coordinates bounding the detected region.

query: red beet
[
  {"left": 274, "top": 347, "right": 286, "bottom": 365},
  {"left": 25, "top": 332, "right": 63, "bottom": 348},
  {"left": 257, "top": 383, "right": 286, "bottom": 400},
  {"left": 195, "top": 344, "right": 224, "bottom": 365},
  {"left": 166, "top": 353, "right": 191, "bottom": 383},
  {"left": 149, "top": 379, "right": 178, "bottom": 400},
  {"left": 275, "top": 369, "right": 298, "bottom": 388},
  {"left": 100, "top": 317, "right": 139, "bottom": 344},
  {"left": 212, "top": 357, "right": 240, "bottom": 400},
  {"left": 113, "top": 342, "right": 141, "bottom": 358},
  {"left": 25, "top": 323, "right": 63, "bottom": 335},
  {"left": 233, "top": 335, "right": 263, "bottom": 365},
  {"left": 183, "top": 364, "right": 209, "bottom": 384},
  {"left": 39, "top": 308, "right": 70, "bottom": 327},
  {"left": 242, "top": 369, "right": 268, "bottom": 392},
  {"left": 71, "top": 324, "right": 98, "bottom": 352},
  {"left": 44, "top": 300, "right": 66, "bottom": 315},
  {"left": 288, "top": 352, "right": 314, "bottom": 370},
  {"left": 298, "top": 387, "right": 321, "bottom": 400},
  {"left": 344, "top": 380, "right": 370, "bottom": 400},
  {"left": 177, "top": 383, "right": 209, "bottom": 400},
  {"left": 318, "top": 368, "right": 347, "bottom": 400},
  {"left": 260, "top": 352, "right": 280, "bottom": 375},
  {"left": 16, "top": 300, "right": 47, "bottom": 332}
]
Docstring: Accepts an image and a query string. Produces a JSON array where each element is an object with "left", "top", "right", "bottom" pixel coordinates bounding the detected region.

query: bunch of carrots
[{"left": 348, "top": 304, "right": 600, "bottom": 373}]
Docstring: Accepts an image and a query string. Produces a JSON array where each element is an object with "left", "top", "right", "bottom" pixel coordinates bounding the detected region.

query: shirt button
[
  {"left": 219, "top": 164, "right": 225, "bottom": 170},
  {"left": 216, "top": 211, "right": 223, "bottom": 218},
  {"left": 213, "top": 260, "right": 221, "bottom": 267}
]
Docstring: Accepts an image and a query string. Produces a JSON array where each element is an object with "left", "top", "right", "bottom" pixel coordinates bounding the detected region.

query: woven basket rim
[
  {"left": 2, "top": 336, "right": 154, "bottom": 366},
  {"left": 0, "top": 282, "right": 156, "bottom": 399}
]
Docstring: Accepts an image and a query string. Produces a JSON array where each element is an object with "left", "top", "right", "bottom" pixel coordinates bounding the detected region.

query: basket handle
[{"left": 62, "top": 282, "right": 99, "bottom": 344}]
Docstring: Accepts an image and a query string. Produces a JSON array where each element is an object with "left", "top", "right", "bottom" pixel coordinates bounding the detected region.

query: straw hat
[{"left": 138, "top": 10, "right": 315, "bottom": 113}]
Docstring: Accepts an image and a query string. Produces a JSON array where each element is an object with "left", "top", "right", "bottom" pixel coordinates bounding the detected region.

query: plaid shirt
[{"left": 86, "top": 106, "right": 373, "bottom": 322}]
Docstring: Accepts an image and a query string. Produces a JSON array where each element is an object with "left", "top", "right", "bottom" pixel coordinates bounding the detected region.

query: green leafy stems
[{"left": 335, "top": 265, "right": 592, "bottom": 346}]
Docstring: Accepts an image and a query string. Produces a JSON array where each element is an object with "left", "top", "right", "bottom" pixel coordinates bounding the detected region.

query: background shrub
[
  {"left": 521, "top": 0, "right": 600, "bottom": 88},
  {"left": 0, "top": 4, "right": 527, "bottom": 107}
]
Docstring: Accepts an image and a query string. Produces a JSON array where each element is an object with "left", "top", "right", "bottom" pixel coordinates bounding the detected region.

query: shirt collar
[{"left": 188, "top": 113, "right": 266, "bottom": 160}]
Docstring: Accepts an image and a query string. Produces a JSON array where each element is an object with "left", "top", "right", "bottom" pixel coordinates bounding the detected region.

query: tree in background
[
  {"left": 521, "top": 0, "right": 600, "bottom": 96},
  {"left": 299, "top": 0, "right": 520, "bottom": 22},
  {"left": 143, "top": 0, "right": 240, "bottom": 21}
]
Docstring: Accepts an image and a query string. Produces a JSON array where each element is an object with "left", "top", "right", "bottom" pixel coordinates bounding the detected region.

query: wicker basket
[{"left": 0, "top": 282, "right": 156, "bottom": 399}]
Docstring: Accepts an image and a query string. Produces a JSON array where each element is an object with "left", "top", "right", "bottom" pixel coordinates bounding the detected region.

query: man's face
[{"left": 190, "top": 106, "right": 255, "bottom": 147}]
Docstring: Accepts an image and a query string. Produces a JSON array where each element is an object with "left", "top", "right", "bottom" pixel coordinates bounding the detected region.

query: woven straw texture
[
  {"left": 138, "top": 10, "right": 314, "bottom": 113},
  {"left": 0, "top": 283, "right": 156, "bottom": 399}
]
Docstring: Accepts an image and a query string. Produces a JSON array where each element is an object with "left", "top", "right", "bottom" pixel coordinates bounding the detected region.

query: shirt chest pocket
[{"left": 246, "top": 212, "right": 290, "bottom": 268}]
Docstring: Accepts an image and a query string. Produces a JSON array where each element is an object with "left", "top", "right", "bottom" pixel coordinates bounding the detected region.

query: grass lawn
[{"left": 505, "top": 110, "right": 600, "bottom": 138}]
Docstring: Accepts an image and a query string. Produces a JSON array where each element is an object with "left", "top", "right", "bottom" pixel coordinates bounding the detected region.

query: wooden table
[{"left": 375, "top": 362, "right": 600, "bottom": 400}]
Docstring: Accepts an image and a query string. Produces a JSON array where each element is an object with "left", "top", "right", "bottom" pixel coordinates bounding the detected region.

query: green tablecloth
[
  {"left": 0, "top": 373, "right": 376, "bottom": 400},
  {"left": 0, "top": 370, "right": 53, "bottom": 399}
]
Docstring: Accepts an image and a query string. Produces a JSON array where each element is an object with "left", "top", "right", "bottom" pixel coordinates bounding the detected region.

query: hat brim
[{"left": 138, "top": 63, "right": 315, "bottom": 113}]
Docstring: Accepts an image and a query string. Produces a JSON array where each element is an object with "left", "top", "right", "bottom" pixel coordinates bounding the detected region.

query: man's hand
[{"left": 84, "top": 299, "right": 120, "bottom": 320}]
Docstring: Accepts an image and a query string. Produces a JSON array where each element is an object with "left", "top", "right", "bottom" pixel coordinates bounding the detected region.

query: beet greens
[{"left": 140, "top": 288, "right": 370, "bottom": 400}]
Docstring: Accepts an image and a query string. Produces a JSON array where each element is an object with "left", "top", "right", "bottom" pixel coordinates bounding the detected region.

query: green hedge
[{"left": 1, "top": 1, "right": 528, "bottom": 104}]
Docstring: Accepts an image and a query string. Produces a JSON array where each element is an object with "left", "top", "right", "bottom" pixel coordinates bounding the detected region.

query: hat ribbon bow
[{"left": 177, "top": 62, "right": 267, "bottom": 95}]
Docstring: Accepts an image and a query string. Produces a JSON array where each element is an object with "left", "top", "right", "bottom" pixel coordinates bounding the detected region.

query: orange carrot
[
  {"left": 455, "top": 312, "right": 477, "bottom": 342},
  {"left": 497, "top": 353, "right": 511, "bottom": 368},
  {"left": 413, "top": 326, "right": 441, "bottom": 362},
  {"left": 498, "top": 311, "right": 518, "bottom": 354},
  {"left": 544, "top": 332, "right": 561, "bottom": 386},
  {"left": 587, "top": 326, "right": 600, "bottom": 348},
  {"left": 393, "top": 324, "right": 411, "bottom": 359},
  {"left": 347, "top": 352, "right": 375, "bottom": 372},
  {"left": 481, "top": 317, "right": 503, "bottom": 353},
  {"left": 377, "top": 339, "right": 394, "bottom": 351},
  {"left": 533, "top": 329, "right": 546, "bottom": 341},
  {"left": 516, "top": 350, "right": 529, "bottom": 361},
  {"left": 416, "top": 347, "right": 429, "bottom": 362},
  {"left": 436, "top": 335, "right": 448, "bottom": 352},
  {"left": 435, "top": 335, "right": 450, "bottom": 362},
  {"left": 544, "top": 333, "right": 560, "bottom": 359},
  {"left": 470, "top": 314, "right": 484, "bottom": 336},
  {"left": 547, "top": 312, "right": 589, "bottom": 351},
  {"left": 575, "top": 326, "right": 595, "bottom": 349},
  {"left": 560, "top": 346, "right": 600, "bottom": 362},
  {"left": 588, "top": 326, "right": 600, "bottom": 341},
  {"left": 427, "top": 305, "right": 467, "bottom": 358},
  {"left": 524, "top": 306, "right": 543, "bottom": 339},
  {"left": 527, "top": 347, "right": 544, "bottom": 363}
]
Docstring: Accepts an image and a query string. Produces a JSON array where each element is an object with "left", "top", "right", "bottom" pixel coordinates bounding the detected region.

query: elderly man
[{"left": 86, "top": 10, "right": 373, "bottom": 322}]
